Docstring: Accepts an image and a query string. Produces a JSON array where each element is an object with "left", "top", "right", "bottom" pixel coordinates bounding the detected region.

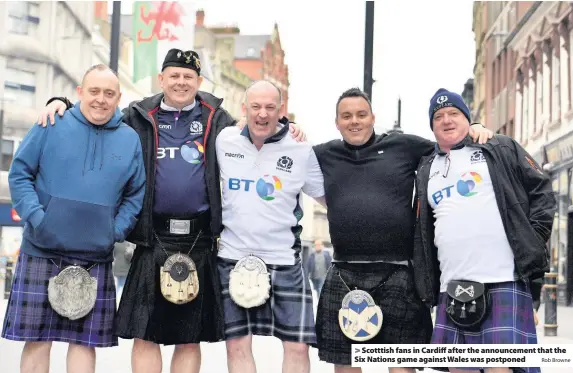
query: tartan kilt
[
  {"left": 217, "top": 256, "right": 316, "bottom": 344},
  {"left": 316, "top": 262, "right": 432, "bottom": 366},
  {"left": 1, "top": 252, "right": 117, "bottom": 347},
  {"left": 115, "top": 236, "right": 225, "bottom": 345},
  {"left": 432, "top": 280, "right": 540, "bottom": 373}
]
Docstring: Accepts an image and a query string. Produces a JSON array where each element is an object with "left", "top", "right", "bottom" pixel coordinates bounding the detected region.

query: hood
[{"left": 70, "top": 101, "right": 124, "bottom": 130}]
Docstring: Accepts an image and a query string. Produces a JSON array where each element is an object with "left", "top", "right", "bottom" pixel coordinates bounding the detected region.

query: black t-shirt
[{"left": 313, "top": 132, "right": 434, "bottom": 262}]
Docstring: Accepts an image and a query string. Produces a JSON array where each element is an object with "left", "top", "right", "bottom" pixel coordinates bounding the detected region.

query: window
[
  {"left": 553, "top": 53, "right": 561, "bottom": 122},
  {"left": 7, "top": 2, "right": 40, "bottom": 35},
  {"left": 3, "top": 67, "right": 36, "bottom": 108},
  {"left": 1, "top": 140, "right": 14, "bottom": 172},
  {"left": 246, "top": 47, "right": 256, "bottom": 57}
]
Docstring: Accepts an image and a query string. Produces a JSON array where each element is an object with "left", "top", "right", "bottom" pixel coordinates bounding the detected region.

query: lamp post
[{"left": 363, "top": 1, "right": 375, "bottom": 99}]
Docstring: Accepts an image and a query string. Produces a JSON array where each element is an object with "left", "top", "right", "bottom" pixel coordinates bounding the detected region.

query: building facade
[
  {"left": 500, "top": 1, "right": 573, "bottom": 305},
  {"left": 0, "top": 1, "right": 94, "bottom": 257},
  {"left": 194, "top": 10, "right": 252, "bottom": 119}
]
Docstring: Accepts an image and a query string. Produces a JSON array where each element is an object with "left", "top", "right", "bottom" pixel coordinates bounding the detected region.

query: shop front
[{"left": 543, "top": 130, "right": 573, "bottom": 306}]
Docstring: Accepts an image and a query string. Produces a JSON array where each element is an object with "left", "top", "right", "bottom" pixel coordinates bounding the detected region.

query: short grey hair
[{"left": 243, "top": 79, "right": 282, "bottom": 105}]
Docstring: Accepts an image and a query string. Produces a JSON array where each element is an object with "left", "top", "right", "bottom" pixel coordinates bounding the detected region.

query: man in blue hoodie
[{"left": 1, "top": 64, "right": 146, "bottom": 373}]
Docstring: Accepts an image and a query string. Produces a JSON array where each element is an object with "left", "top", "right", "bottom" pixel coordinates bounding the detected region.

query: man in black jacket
[
  {"left": 313, "top": 88, "right": 493, "bottom": 373},
  {"left": 36, "top": 50, "right": 302, "bottom": 373},
  {"left": 413, "top": 88, "right": 555, "bottom": 373}
]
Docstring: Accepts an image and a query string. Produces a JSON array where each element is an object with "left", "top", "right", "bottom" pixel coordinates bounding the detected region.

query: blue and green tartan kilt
[
  {"left": 432, "top": 280, "right": 540, "bottom": 373},
  {"left": 1, "top": 252, "right": 117, "bottom": 347},
  {"left": 217, "top": 256, "right": 316, "bottom": 345}
]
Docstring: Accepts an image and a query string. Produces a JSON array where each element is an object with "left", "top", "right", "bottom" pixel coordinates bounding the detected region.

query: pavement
[{"left": 0, "top": 288, "right": 572, "bottom": 372}]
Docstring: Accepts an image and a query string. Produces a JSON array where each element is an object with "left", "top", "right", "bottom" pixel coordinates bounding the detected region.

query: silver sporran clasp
[
  {"left": 160, "top": 253, "right": 199, "bottom": 305},
  {"left": 229, "top": 255, "right": 271, "bottom": 309},
  {"left": 48, "top": 265, "right": 97, "bottom": 321},
  {"left": 338, "top": 289, "right": 383, "bottom": 341}
]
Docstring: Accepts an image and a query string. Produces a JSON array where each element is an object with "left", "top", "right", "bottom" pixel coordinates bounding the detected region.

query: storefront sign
[
  {"left": 0, "top": 204, "right": 23, "bottom": 227},
  {"left": 545, "top": 131, "right": 573, "bottom": 165}
]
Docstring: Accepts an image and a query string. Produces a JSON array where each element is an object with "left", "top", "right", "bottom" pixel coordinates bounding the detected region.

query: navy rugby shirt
[{"left": 153, "top": 100, "right": 209, "bottom": 216}]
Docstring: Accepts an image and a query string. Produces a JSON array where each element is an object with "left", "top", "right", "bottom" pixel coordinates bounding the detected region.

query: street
[{"left": 0, "top": 294, "right": 572, "bottom": 372}]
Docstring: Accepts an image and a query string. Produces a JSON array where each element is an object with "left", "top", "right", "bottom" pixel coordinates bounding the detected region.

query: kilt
[
  {"left": 1, "top": 252, "right": 117, "bottom": 347},
  {"left": 217, "top": 256, "right": 316, "bottom": 344},
  {"left": 115, "top": 235, "right": 225, "bottom": 345},
  {"left": 316, "top": 262, "right": 432, "bottom": 366},
  {"left": 432, "top": 280, "right": 540, "bottom": 373}
]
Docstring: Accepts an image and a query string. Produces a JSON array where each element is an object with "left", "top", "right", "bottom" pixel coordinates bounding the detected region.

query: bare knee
[
  {"left": 133, "top": 338, "right": 159, "bottom": 353},
  {"left": 174, "top": 343, "right": 200, "bottom": 354},
  {"left": 24, "top": 341, "right": 52, "bottom": 353},
  {"left": 226, "top": 335, "right": 252, "bottom": 360},
  {"left": 283, "top": 341, "right": 308, "bottom": 358},
  {"left": 335, "top": 365, "right": 361, "bottom": 373}
]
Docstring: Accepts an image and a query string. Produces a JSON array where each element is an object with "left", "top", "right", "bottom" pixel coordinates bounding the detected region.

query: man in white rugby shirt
[
  {"left": 215, "top": 80, "right": 326, "bottom": 373},
  {"left": 413, "top": 88, "right": 555, "bottom": 373}
]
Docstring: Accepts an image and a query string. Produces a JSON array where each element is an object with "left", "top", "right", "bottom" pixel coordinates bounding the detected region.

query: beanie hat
[{"left": 428, "top": 88, "right": 471, "bottom": 129}]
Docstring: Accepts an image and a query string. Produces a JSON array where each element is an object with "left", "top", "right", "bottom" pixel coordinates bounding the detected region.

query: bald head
[
  {"left": 244, "top": 80, "right": 282, "bottom": 106},
  {"left": 81, "top": 64, "right": 119, "bottom": 88}
]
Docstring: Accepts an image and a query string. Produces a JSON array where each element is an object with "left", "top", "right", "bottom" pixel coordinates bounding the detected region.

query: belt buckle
[{"left": 169, "top": 219, "right": 191, "bottom": 235}]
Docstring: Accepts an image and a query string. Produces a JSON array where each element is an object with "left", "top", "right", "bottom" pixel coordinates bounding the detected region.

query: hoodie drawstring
[
  {"left": 100, "top": 128, "right": 104, "bottom": 170},
  {"left": 82, "top": 128, "right": 92, "bottom": 176}
]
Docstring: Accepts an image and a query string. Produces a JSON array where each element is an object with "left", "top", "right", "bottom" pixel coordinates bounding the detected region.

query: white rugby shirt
[{"left": 216, "top": 124, "right": 325, "bottom": 265}]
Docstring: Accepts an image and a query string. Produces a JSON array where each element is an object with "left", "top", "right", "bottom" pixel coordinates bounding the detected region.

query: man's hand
[
  {"left": 289, "top": 123, "right": 306, "bottom": 142},
  {"left": 468, "top": 123, "right": 493, "bottom": 144},
  {"left": 236, "top": 117, "right": 247, "bottom": 129},
  {"left": 37, "top": 100, "right": 67, "bottom": 127}
]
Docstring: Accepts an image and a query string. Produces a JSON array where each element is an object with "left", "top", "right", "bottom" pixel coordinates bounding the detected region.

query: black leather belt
[{"left": 153, "top": 212, "right": 210, "bottom": 236}]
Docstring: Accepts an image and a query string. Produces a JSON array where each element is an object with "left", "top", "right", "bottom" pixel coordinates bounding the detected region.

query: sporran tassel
[
  {"left": 468, "top": 300, "right": 476, "bottom": 313},
  {"left": 460, "top": 303, "right": 466, "bottom": 319},
  {"left": 446, "top": 299, "right": 455, "bottom": 315}
]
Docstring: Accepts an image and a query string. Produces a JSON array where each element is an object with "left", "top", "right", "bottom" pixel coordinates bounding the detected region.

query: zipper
[
  {"left": 416, "top": 166, "right": 434, "bottom": 302},
  {"left": 135, "top": 104, "right": 159, "bottom": 244},
  {"left": 485, "top": 150, "right": 524, "bottom": 280}
]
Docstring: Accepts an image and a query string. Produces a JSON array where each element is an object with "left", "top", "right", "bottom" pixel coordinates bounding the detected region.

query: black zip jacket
[
  {"left": 412, "top": 135, "right": 556, "bottom": 308},
  {"left": 48, "top": 91, "right": 236, "bottom": 246}
]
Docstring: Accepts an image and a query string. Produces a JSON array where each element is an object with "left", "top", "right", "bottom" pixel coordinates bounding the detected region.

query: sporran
[
  {"left": 445, "top": 280, "right": 490, "bottom": 329},
  {"left": 336, "top": 266, "right": 402, "bottom": 341},
  {"left": 47, "top": 264, "right": 97, "bottom": 320},
  {"left": 157, "top": 231, "right": 202, "bottom": 305},
  {"left": 229, "top": 255, "right": 271, "bottom": 309}
]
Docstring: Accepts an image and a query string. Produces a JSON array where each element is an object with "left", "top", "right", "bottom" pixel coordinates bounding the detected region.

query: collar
[
  {"left": 435, "top": 135, "right": 473, "bottom": 156},
  {"left": 240, "top": 117, "right": 290, "bottom": 145},
  {"left": 343, "top": 130, "right": 376, "bottom": 151},
  {"left": 160, "top": 99, "right": 196, "bottom": 112}
]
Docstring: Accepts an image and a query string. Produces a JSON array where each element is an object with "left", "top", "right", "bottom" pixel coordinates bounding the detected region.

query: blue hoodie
[{"left": 9, "top": 103, "right": 146, "bottom": 263}]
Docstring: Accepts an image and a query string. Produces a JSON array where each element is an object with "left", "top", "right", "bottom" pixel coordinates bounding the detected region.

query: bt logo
[
  {"left": 431, "top": 172, "right": 482, "bottom": 205},
  {"left": 157, "top": 141, "right": 204, "bottom": 164},
  {"left": 229, "top": 175, "right": 283, "bottom": 201}
]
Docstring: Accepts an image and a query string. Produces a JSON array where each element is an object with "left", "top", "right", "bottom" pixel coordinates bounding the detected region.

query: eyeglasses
[{"left": 443, "top": 154, "right": 451, "bottom": 178}]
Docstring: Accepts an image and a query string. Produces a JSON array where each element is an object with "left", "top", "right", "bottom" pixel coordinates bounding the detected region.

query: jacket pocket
[{"left": 32, "top": 196, "right": 115, "bottom": 253}]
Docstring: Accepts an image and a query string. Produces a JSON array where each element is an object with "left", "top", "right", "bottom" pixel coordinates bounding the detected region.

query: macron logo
[{"left": 225, "top": 152, "right": 245, "bottom": 159}]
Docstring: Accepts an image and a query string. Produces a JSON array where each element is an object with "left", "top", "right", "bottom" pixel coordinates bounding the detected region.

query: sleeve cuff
[{"left": 29, "top": 209, "right": 45, "bottom": 229}]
